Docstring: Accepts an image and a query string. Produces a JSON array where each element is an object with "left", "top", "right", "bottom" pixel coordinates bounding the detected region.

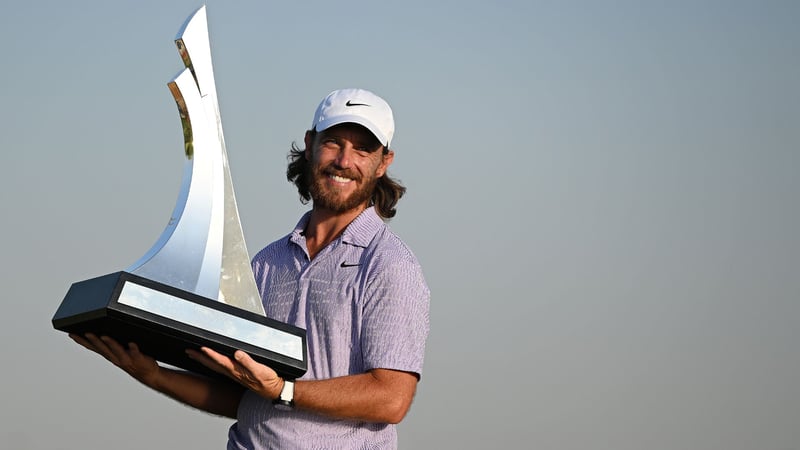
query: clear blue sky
[{"left": 1, "top": 1, "right": 798, "bottom": 448}]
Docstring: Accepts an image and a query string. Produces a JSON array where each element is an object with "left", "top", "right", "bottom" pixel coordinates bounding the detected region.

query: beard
[{"left": 307, "top": 163, "right": 379, "bottom": 214}]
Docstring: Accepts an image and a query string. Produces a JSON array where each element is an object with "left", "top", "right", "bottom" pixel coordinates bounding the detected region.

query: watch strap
[{"left": 272, "top": 379, "right": 295, "bottom": 408}]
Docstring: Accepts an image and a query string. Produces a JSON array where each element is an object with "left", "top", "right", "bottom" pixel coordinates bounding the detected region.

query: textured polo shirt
[{"left": 227, "top": 207, "right": 430, "bottom": 450}]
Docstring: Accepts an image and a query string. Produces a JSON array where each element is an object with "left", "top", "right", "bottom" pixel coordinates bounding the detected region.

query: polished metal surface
[
  {"left": 117, "top": 281, "right": 304, "bottom": 361},
  {"left": 127, "top": 6, "right": 265, "bottom": 315}
]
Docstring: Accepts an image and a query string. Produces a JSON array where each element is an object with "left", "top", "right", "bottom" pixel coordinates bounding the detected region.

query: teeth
[{"left": 330, "top": 175, "right": 353, "bottom": 183}]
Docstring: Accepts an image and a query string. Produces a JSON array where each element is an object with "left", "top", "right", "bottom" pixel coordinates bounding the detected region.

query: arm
[
  {"left": 70, "top": 333, "right": 245, "bottom": 419},
  {"left": 295, "top": 368, "right": 418, "bottom": 424},
  {"left": 190, "top": 348, "right": 418, "bottom": 424}
]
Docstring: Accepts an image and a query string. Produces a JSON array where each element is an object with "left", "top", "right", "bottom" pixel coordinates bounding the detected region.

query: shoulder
[
  {"left": 369, "top": 225, "right": 420, "bottom": 267},
  {"left": 363, "top": 225, "right": 428, "bottom": 293},
  {"left": 252, "top": 211, "right": 311, "bottom": 268},
  {"left": 345, "top": 208, "right": 423, "bottom": 271},
  {"left": 251, "top": 233, "right": 293, "bottom": 270}
]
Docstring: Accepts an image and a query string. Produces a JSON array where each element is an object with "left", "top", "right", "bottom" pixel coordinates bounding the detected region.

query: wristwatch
[{"left": 272, "top": 379, "right": 295, "bottom": 410}]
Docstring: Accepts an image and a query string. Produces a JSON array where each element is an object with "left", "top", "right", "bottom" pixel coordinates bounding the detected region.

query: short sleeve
[{"left": 361, "top": 254, "right": 430, "bottom": 377}]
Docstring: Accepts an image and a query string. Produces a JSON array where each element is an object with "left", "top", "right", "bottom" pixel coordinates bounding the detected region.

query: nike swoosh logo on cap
[{"left": 345, "top": 100, "right": 370, "bottom": 107}]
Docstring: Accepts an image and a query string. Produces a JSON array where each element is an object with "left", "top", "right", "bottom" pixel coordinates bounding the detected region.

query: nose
[{"left": 333, "top": 142, "right": 354, "bottom": 168}]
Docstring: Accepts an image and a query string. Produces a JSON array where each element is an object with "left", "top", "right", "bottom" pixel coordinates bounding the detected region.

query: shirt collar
[
  {"left": 341, "top": 207, "right": 384, "bottom": 248},
  {"left": 289, "top": 207, "right": 384, "bottom": 249}
]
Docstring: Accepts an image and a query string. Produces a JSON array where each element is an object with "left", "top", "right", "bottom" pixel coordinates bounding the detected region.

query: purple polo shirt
[{"left": 227, "top": 207, "right": 430, "bottom": 450}]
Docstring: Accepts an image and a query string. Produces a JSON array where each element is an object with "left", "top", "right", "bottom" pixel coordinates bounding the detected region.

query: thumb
[
  {"left": 234, "top": 350, "right": 277, "bottom": 381},
  {"left": 233, "top": 350, "right": 261, "bottom": 373},
  {"left": 234, "top": 350, "right": 253, "bottom": 364}
]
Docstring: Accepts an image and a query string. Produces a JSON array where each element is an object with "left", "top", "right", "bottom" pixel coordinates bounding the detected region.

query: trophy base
[{"left": 53, "top": 271, "right": 307, "bottom": 380}]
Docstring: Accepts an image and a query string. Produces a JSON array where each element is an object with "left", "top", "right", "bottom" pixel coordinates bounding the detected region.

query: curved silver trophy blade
[
  {"left": 53, "top": 7, "right": 307, "bottom": 385},
  {"left": 127, "top": 6, "right": 265, "bottom": 316}
]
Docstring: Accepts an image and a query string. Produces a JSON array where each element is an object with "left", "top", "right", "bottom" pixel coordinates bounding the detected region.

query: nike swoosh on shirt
[{"left": 340, "top": 262, "right": 362, "bottom": 268}]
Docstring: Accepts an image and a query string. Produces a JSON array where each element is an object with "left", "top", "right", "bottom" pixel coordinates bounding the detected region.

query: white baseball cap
[{"left": 311, "top": 88, "right": 395, "bottom": 148}]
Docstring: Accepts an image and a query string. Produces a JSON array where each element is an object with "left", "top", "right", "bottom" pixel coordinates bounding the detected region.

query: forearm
[
  {"left": 190, "top": 348, "right": 419, "bottom": 424},
  {"left": 292, "top": 369, "right": 417, "bottom": 424},
  {"left": 149, "top": 367, "right": 245, "bottom": 419},
  {"left": 70, "top": 334, "right": 245, "bottom": 420}
]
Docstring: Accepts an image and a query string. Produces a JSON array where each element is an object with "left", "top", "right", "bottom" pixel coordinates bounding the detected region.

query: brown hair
[{"left": 286, "top": 130, "right": 406, "bottom": 219}]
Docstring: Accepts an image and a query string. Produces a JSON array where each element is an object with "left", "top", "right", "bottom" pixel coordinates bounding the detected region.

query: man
[{"left": 71, "top": 88, "right": 430, "bottom": 449}]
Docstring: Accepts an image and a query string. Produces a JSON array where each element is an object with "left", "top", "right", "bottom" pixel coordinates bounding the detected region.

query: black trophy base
[{"left": 53, "top": 271, "right": 307, "bottom": 380}]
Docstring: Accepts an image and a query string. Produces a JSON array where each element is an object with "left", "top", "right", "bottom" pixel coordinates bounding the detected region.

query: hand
[
  {"left": 187, "top": 347, "right": 284, "bottom": 401},
  {"left": 69, "top": 333, "right": 161, "bottom": 389}
]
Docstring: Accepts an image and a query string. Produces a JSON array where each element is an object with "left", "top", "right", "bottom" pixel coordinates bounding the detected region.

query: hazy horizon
[{"left": 2, "top": 1, "right": 798, "bottom": 449}]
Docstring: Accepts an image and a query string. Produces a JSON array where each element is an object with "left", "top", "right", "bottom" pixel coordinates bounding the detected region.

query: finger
[
  {"left": 227, "top": 350, "right": 263, "bottom": 381},
  {"left": 186, "top": 348, "right": 232, "bottom": 375},
  {"left": 186, "top": 348, "right": 217, "bottom": 366},
  {"left": 229, "top": 351, "right": 267, "bottom": 386},
  {"left": 70, "top": 333, "right": 120, "bottom": 367},
  {"left": 234, "top": 351, "right": 277, "bottom": 378},
  {"left": 229, "top": 351, "right": 282, "bottom": 397},
  {"left": 200, "top": 347, "right": 239, "bottom": 371},
  {"left": 128, "top": 342, "right": 143, "bottom": 356},
  {"left": 100, "top": 336, "right": 135, "bottom": 367},
  {"left": 69, "top": 333, "right": 97, "bottom": 352},
  {"left": 128, "top": 342, "right": 152, "bottom": 362},
  {"left": 124, "top": 342, "right": 150, "bottom": 367},
  {"left": 233, "top": 350, "right": 261, "bottom": 375},
  {"left": 100, "top": 336, "right": 128, "bottom": 355},
  {"left": 199, "top": 346, "right": 226, "bottom": 361},
  {"left": 82, "top": 333, "right": 119, "bottom": 363},
  {"left": 126, "top": 342, "right": 153, "bottom": 365},
  {"left": 234, "top": 350, "right": 253, "bottom": 364},
  {"left": 195, "top": 348, "right": 260, "bottom": 387}
]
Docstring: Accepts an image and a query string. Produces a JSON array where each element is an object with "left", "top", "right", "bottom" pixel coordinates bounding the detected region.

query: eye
[
  {"left": 354, "top": 140, "right": 382, "bottom": 154},
  {"left": 320, "top": 138, "right": 340, "bottom": 149}
]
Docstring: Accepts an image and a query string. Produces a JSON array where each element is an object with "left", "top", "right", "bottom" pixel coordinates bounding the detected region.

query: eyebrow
[{"left": 318, "top": 132, "right": 382, "bottom": 151}]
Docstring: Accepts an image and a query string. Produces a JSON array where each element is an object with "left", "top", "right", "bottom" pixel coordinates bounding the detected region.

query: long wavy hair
[{"left": 286, "top": 129, "right": 406, "bottom": 219}]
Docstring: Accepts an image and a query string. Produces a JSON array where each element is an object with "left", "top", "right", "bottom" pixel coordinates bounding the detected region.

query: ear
[
  {"left": 304, "top": 129, "right": 314, "bottom": 160},
  {"left": 376, "top": 149, "right": 394, "bottom": 178}
]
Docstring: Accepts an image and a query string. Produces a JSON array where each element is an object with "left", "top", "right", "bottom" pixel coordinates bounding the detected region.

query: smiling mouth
[{"left": 328, "top": 174, "right": 354, "bottom": 184}]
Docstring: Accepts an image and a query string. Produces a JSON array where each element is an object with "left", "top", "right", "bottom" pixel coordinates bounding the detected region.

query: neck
[{"left": 304, "top": 204, "right": 368, "bottom": 260}]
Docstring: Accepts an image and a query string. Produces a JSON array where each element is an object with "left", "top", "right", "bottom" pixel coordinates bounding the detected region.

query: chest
[{"left": 259, "top": 246, "right": 369, "bottom": 333}]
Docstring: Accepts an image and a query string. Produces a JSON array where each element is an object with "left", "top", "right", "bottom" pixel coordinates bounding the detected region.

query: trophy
[{"left": 52, "top": 6, "right": 307, "bottom": 380}]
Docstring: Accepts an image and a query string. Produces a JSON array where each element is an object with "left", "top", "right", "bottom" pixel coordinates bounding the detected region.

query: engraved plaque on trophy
[{"left": 52, "top": 6, "right": 307, "bottom": 380}]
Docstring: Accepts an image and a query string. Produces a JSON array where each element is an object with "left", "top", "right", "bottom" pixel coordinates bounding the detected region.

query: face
[{"left": 304, "top": 123, "right": 394, "bottom": 215}]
